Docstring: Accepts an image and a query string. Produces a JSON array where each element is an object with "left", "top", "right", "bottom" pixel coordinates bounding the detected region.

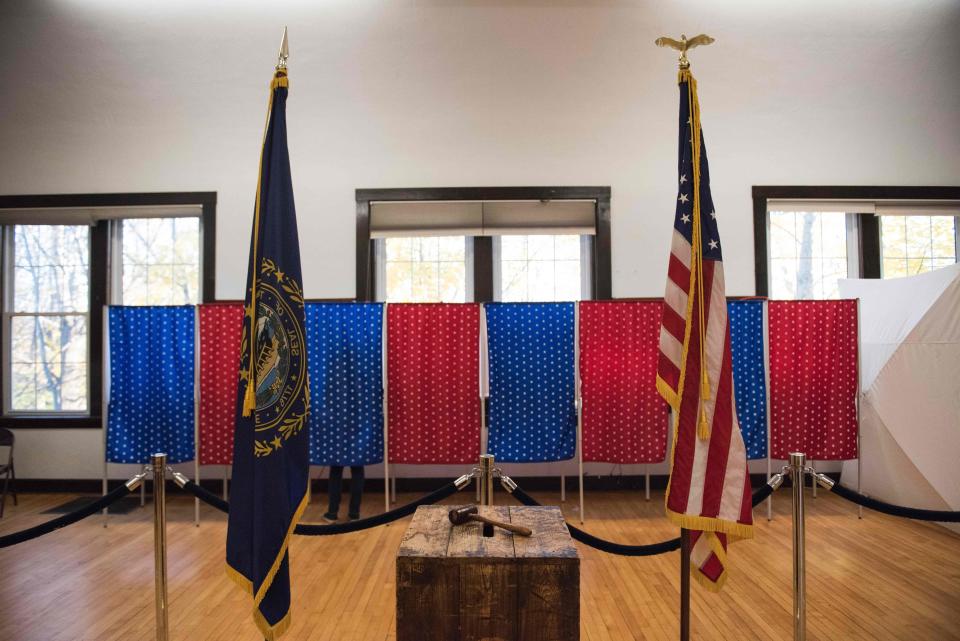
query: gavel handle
[{"left": 468, "top": 514, "right": 532, "bottom": 537}]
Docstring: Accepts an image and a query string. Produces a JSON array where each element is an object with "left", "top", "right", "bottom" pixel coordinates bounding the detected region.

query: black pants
[{"left": 326, "top": 465, "right": 364, "bottom": 518}]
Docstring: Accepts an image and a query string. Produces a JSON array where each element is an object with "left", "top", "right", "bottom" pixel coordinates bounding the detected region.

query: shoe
[
  {"left": 347, "top": 513, "right": 360, "bottom": 521},
  {"left": 322, "top": 512, "right": 338, "bottom": 523}
]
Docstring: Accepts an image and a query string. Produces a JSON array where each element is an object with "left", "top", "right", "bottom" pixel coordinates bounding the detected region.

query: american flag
[{"left": 656, "top": 69, "right": 754, "bottom": 591}]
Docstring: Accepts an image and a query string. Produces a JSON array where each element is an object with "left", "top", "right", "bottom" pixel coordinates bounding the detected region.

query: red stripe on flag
[
  {"left": 657, "top": 353, "right": 680, "bottom": 392},
  {"left": 668, "top": 254, "right": 691, "bottom": 289},
  {"left": 699, "top": 324, "right": 735, "bottom": 517},
  {"left": 661, "top": 304, "right": 687, "bottom": 345}
]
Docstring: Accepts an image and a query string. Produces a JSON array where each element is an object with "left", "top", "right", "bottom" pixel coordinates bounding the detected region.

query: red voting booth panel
[
  {"left": 387, "top": 304, "right": 481, "bottom": 464},
  {"left": 198, "top": 303, "right": 244, "bottom": 465},
  {"left": 768, "top": 299, "right": 859, "bottom": 460},
  {"left": 579, "top": 301, "right": 668, "bottom": 464}
]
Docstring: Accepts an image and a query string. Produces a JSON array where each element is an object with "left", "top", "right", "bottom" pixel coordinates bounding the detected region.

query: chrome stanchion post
[
  {"left": 151, "top": 453, "right": 170, "bottom": 641},
  {"left": 478, "top": 454, "right": 495, "bottom": 537},
  {"left": 790, "top": 452, "right": 806, "bottom": 641},
  {"left": 478, "top": 454, "right": 494, "bottom": 507}
]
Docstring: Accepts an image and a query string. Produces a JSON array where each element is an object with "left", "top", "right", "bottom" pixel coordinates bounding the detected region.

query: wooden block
[
  {"left": 396, "top": 505, "right": 579, "bottom": 641},
  {"left": 396, "top": 507, "right": 459, "bottom": 641},
  {"left": 512, "top": 507, "right": 579, "bottom": 641},
  {"left": 450, "top": 507, "right": 517, "bottom": 641}
]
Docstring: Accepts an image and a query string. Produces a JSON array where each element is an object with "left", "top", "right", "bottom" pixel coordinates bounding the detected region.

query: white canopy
[{"left": 839, "top": 264, "right": 960, "bottom": 531}]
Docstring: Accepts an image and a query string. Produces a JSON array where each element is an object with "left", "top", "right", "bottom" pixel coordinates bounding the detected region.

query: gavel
[{"left": 448, "top": 506, "right": 532, "bottom": 537}]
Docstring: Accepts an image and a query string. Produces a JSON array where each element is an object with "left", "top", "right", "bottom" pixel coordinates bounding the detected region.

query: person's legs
[
  {"left": 325, "top": 465, "right": 344, "bottom": 521},
  {"left": 347, "top": 466, "right": 365, "bottom": 520}
]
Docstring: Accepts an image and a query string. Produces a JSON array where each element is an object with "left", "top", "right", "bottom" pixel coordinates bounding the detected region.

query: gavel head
[{"left": 448, "top": 505, "right": 479, "bottom": 526}]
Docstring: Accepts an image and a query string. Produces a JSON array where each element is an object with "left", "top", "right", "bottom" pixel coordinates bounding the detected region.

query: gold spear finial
[
  {"left": 655, "top": 33, "right": 715, "bottom": 69},
  {"left": 277, "top": 26, "right": 289, "bottom": 69}
]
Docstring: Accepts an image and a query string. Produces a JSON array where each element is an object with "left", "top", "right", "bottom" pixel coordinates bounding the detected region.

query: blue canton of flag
[
  {"left": 485, "top": 303, "right": 577, "bottom": 463},
  {"left": 226, "top": 66, "right": 309, "bottom": 641},
  {"left": 106, "top": 305, "right": 195, "bottom": 464},
  {"left": 727, "top": 300, "right": 768, "bottom": 460},
  {"left": 672, "top": 98, "right": 721, "bottom": 263},
  {"left": 306, "top": 303, "right": 384, "bottom": 466}
]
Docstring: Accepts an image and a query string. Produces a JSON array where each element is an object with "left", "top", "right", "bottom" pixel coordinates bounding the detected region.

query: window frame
[
  {"left": 491, "top": 234, "right": 593, "bottom": 302},
  {"left": 355, "top": 186, "right": 612, "bottom": 302},
  {"left": 373, "top": 236, "right": 476, "bottom": 303},
  {"left": 752, "top": 186, "right": 960, "bottom": 297},
  {"left": 0, "top": 192, "right": 216, "bottom": 429}
]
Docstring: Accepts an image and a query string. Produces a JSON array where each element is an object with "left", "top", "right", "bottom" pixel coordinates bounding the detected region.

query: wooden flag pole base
[{"left": 680, "top": 528, "right": 690, "bottom": 641}]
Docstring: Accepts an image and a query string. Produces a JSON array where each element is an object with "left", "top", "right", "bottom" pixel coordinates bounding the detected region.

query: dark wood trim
[
  {"left": 355, "top": 186, "right": 613, "bottom": 302},
  {"left": 88, "top": 220, "right": 108, "bottom": 424},
  {"left": 201, "top": 198, "right": 217, "bottom": 302},
  {"left": 858, "top": 213, "right": 882, "bottom": 279},
  {"left": 0, "top": 191, "right": 217, "bottom": 428},
  {"left": 0, "top": 191, "right": 219, "bottom": 209},
  {"left": 356, "top": 186, "right": 611, "bottom": 203},
  {"left": 752, "top": 185, "right": 960, "bottom": 296},
  {"left": 752, "top": 189, "right": 769, "bottom": 297},
  {"left": 473, "top": 237, "right": 493, "bottom": 302},
  {"left": 356, "top": 199, "right": 372, "bottom": 301},
  {"left": 594, "top": 192, "right": 612, "bottom": 299}
]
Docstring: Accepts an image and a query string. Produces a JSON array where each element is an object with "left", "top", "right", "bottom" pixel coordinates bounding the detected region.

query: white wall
[{"left": 1, "top": 0, "right": 958, "bottom": 479}]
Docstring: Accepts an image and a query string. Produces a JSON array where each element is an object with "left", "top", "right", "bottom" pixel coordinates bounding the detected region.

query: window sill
[{"left": 0, "top": 416, "right": 103, "bottom": 429}]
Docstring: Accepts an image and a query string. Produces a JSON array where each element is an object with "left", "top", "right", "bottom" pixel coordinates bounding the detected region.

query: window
[
  {"left": 754, "top": 188, "right": 960, "bottom": 297},
  {"left": 7, "top": 225, "right": 90, "bottom": 412},
  {"left": 880, "top": 215, "right": 958, "bottom": 278},
  {"left": 0, "top": 193, "right": 215, "bottom": 426},
  {"left": 767, "top": 211, "right": 856, "bottom": 299},
  {"left": 496, "top": 234, "right": 589, "bottom": 302},
  {"left": 379, "top": 236, "right": 470, "bottom": 303},
  {"left": 357, "top": 187, "right": 611, "bottom": 303},
  {"left": 118, "top": 217, "right": 201, "bottom": 305}
]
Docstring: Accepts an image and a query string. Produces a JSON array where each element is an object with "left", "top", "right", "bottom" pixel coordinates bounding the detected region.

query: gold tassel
[
  {"left": 698, "top": 405, "right": 711, "bottom": 440},
  {"left": 242, "top": 382, "right": 256, "bottom": 417}
]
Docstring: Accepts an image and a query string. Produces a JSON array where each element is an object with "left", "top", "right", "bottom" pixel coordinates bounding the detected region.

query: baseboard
[{"left": 14, "top": 471, "right": 840, "bottom": 495}]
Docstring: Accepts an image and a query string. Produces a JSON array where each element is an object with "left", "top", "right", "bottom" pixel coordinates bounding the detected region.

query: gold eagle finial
[{"left": 655, "top": 33, "right": 715, "bottom": 69}]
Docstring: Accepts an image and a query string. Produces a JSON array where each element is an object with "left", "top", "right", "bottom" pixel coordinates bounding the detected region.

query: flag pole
[
  {"left": 680, "top": 528, "right": 690, "bottom": 641},
  {"left": 655, "top": 32, "right": 716, "bottom": 641}
]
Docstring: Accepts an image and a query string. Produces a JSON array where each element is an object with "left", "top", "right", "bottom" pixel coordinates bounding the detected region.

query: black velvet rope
[
  {"left": 829, "top": 483, "right": 960, "bottom": 522},
  {"left": 183, "top": 480, "right": 229, "bottom": 513},
  {"left": 509, "top": 486, "right": 681, "bottom": 556},
  {"left": 0, "top": 484, "right": 133, "bottom": 549},
  {"left": 751, "top": 482, "right": 775, "bottom": 506},
  {"left": 294, "top": 482, "right": 459, "bottom": 535},
  {"left": 508, "top": 482, "right": 777, "bottom": 557},
  {"left": 182, "top": 479, "right": 461, "bottom": 535}
]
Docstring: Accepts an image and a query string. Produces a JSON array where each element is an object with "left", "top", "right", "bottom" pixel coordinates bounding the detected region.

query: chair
[{"left": 0, "top": 427, "right": 16, "bottom": 518}]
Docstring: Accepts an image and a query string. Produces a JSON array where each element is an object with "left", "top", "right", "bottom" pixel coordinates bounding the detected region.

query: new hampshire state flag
[{"left": 226, "top": 64, "right": 310, "bottom": 640}]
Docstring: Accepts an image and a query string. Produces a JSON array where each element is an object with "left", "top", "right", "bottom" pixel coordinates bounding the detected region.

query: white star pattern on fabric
[
  {"left": 198, "top": 303, "right": 244, "bottom": 465},
  {"left": 306, "top": 303, "right": 384, "bottom": 466},
  {"left": 580, "top": 301, "right": 668, "bottom": 464},
  {"left": 387, "top": 304, "right": 481, "bottom": 464},
  {"left": 769, "top": 300, "right": 859, "bottom": 460},
  {"left": 708, "top": 239, "right": 718, "bottom": 250},
  {"left": 679, "top": 193, "right": 689, "bottom": 204},
  {"left": 107, "top": 306, "right": 195, "bottom": 464},
  {"left": 679, "top": 174, "right": 687, "bottom": 184},
  {"left": 117, "top": 300, "right": 857, "bottom": 471},
  {"left": 727, "top": 300, "right": 768, "bottom": 460},
  {"left": 485, "top": 303, "right": 577, "bottom": 463},
  {"left": 681, "top": 214, "right": 691, "bottom": 224}
]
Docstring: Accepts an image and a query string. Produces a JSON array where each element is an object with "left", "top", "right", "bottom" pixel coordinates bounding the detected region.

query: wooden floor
[{"left": 1, "top": 486, "right": 958, "bottom": 641}]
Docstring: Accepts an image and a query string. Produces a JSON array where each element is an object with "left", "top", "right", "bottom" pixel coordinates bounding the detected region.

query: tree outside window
[
  {"left": 383, "top": 236, "right": 467, "bottom": 303},
  {"left": 880, "top": 215, "right": 957, "bottom": 278},
  {"left": 768, "top": 211, "right": 849, "bottom": 299},
  {"left": 9, "top": 225, "right": 89, "bottom": 412}
]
